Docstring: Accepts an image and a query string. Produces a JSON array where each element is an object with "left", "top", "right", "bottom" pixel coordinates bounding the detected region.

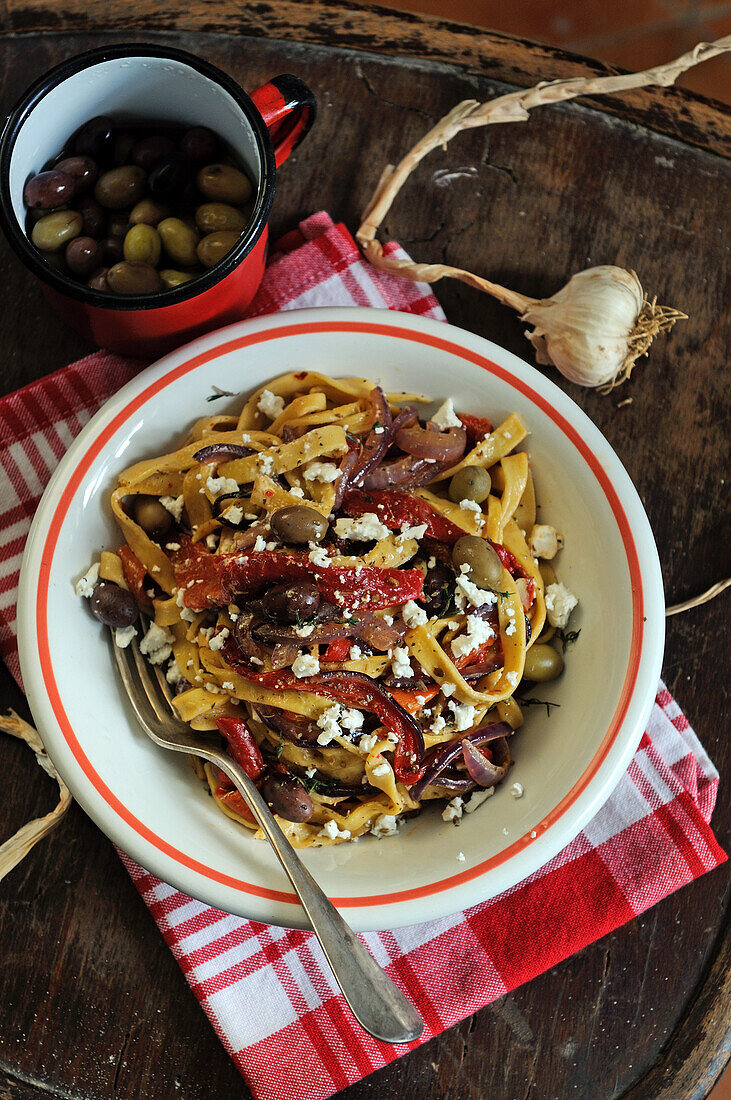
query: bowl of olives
[{"left": 0, "top": 44, "right": 315, "bottom": 357}]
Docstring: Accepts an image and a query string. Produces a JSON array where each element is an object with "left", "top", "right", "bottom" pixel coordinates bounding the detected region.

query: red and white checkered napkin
[{"left": 0, "top": 213, "right": 725, "bottom": 1100}]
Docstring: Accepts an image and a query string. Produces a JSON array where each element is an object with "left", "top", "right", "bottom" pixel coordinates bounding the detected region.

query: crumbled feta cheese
[
  {"left": 456, "top": 851, "right": 466, "bottom": 862},
  {"left": 431, "top": 397, "right": 462, "bottom": 431},
  {"left": 303, "top": 461, "right": 340, "bottom": 483},
  {"left": 390, "top": 646, "right": 412, "bottom": 678},
  {"left": 206, "top": 475, "right": 239, "bottom": 497},
  {"left": 165, "top": 542, "right": 181, "bottom": 552},
  {"left": 175, "top": 586, "right": 196, "bottom": 623},
  {"left": 464, "top": 787, "right": 495, "bottom": 813},
  {"left": 440, "top": 682, "right": 456, "bottom": 697},
  {"left": 250, "top": 655, "right": 263, "bottom": 666},
  {"left": 205, "top": 534, "right": 218, "bottom": 550},
  {"left": 334, "top": 513, "right": 389, "bottom": 541},
  {"left": 289, "top": 485, "right": 305, "bottom": 498},
  {"left": 544, "top": 582, "right": 578, "bottom": 629},
  {"left": 75, "top": 562, "right": 100, "bottom": 598},
  {"left": 459, "top": 499, "right": 482, "bottom": 514},
  {"left": 308, "top": 545, "right": 331, "bottom": 567},
  {"left": 359, "top": 733, "right": 379, "bottom": 755},
  {"left": 427, "top": 556, "right": 437, "bottom": 569},
  {"left": 401, "top": 600, "right": 428, "bottom": 628},
  {"left": 382, "top": 614, "right": 394, "bottom": 626},
  {"left": 257, "top": 388, "right": 285, "bottom": 420},
  {"left": 451, "top": 613, "right": 496, "bottom": 661},
  {"left": 139, "top": 621, "right": 174, "bottom": 665},
  {"left": 292, "top": 654, "right": 320, "bottom": 678},
  {"left": 371, "top": 814, "right": 399, "bottom": 838},
  {"left": 165, "top": 658, "right": 183, "bottom": 685},
  {"left": 208, "top": 628, "right": 229, "bottom": 652},
  {"left": 223, "top": 505, "right": 244, "bottom": 526},
  {"left": 221, "top": 681, "right": 235, "bottom": 692},
  {"left": 257, "top": 453, "right": 274, "bottom": 477},
  {"left": 205, "top": 682, "right": 220, "bottom": 694},
  {"left": 294, "top": 622, "right": 315, "bottom": 638},
  {"left": 371, "top": 761, "right": 391, "bottom": 778},
  {"left": 397, "top": 523, "right": 427, "bottom": 543},
  {"left": 456, "top": 573, "right": 497, "bottom": 609},
  {"left": 510, "top": 782, "right": 524, "bottom": 799},
  {"left": 341, "top": 708, "right": 364, "bottom": 731},
  {"left": 349, "top": 644, "right": 362, "bottom": 661},
  {"left": 430, "top": 714, "right": 447, "bottom": 735},
  {"left": 505, "top": 670, "right": 519, "bottom": 688},
  {"left": 305, "top": 767, "right": 317, "bottom": 778},
  {"left": 114, "top": 624, "right": 137, "bottom": 648},
  {"left": 448, "top": 700, "right": 477, "bottom": 731},
  {"left": 505, "top": 620, "right": 516, "bottom": 636},
  {"left": 316, "top": 704, "right": 343, "bottom": 745},
  {"left": 318, "top": 819, "right": 351, "bottom": 841},
  {"left": 442, "top": 797, "right": 464, "bottom": 823},
  {"left": 265, "top": 541, "right": 277, "bottom": 551},
  {"left": 199, "top": 626, "right": 214, "bottom": 641},
  {"left": 373, "top": 424, "right": 385, "bottom": 435},
  {"left": 160, "top": 495, "right": 184, "bottom": 523},
  {"left": 528, "top": 524, "right": 562, "bottom": 560},
  {"left": 253, "top": 534, "right": 267, "bottom": 552}
]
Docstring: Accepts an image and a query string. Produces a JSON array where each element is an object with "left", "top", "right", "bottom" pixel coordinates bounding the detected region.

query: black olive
[
  {"left": 261, "top": 581, "right": 321, "bottom": 624},
  {"left": 89, "top": 583, "right": 138, "bottom": 629},
  {"left": 262, "top": 776, "right": 314, "bottom": 822}
]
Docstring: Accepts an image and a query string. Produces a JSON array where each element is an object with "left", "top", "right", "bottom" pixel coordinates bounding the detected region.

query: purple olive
[
  {"left": 113, "top": 131, "right": 137, "bottom": 166},
  {"left": 147, "top": 153, "right": 190, "bottom": 199},
  {"left": 75, "top": 196, "right": 105, "bottom": 238},
  {"left": 180, "top": 126, "right": 219, "bottom": 162},
  {"left": 74, "top": 116, "right": 114, "bottom": 161},
  {"left": 100, "top": 236, "right": 124, "bottom": 265},
  {"left": 23, "top": 170, "right": 75, "bottom": 210},
  {"left": 261, "top": 581, "right": 320, "bottom": 623},
  {"left": 131, "top": 134, "right": 176, "bottom": 171},
  {"left": 65, "top": 236, "right": 102, "bottom": 277},
  {"left": 262, "top": 776, "right": 314, "bottom": 823},
  {"left": 89, "top": 583, "right": 138, "bottom": 628},
  {"left": 87, "top": 267, "right": 110, "bottom": 291},
  {"left": 55, "top": 156, "right": 98, "bottom": 195}
]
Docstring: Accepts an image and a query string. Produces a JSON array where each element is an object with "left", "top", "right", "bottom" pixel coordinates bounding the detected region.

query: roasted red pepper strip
[
  {"left": 118, "top": 545, "right": 153, "bottom": 610},
  {"left": 341, "top": 489, "right": 464, "bottom": 545},
  {"left": 215, "top": 716, "right": 265, "bottom": 779},
  {"left": 221, "top": 645, "right": 424, "bottom": 784},
  {"left": 171, "top": 536, "right": 424, "bottom": 613},
  {"left": 387, "top": 685, "right": 440, "bottom": 714},
  {"left": 215, "top": 782, "right": 257, "bottom": 825},
  {"left": 458, "top": 413, "right": 493, "bottom": 447},
  {"left": 322, "top": 637, "right": 352, "bottom": 664}
]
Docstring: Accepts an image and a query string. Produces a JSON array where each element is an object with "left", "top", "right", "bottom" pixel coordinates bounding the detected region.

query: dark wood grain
[{"left": 0, "top": 9, "right": 728, "bottom": 1100}]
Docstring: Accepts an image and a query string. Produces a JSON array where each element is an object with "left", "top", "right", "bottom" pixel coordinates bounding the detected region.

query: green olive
[
  {"left": 270, "top": 506, "right": 328, "bottom": 545},
  {"left": 28, "top": 204, "right": 68, "bottom": 225},
  {"left": 31, "top": 210, "right": 83, "bottom": 251},
  {"left": 107, "top": 261, "right": 163, "bottom": 295},
  {"left": 131, "top": 495, "right": 172, "bottom": 541},
  {"left": 195, "top": 202, "right": 248, "bottom": 234},
  {"left": 522, "top": 644, "right": 564, "bottom": 682},
  {"left": 448, "top": 465, "right": 491, "bottom": 504},
  {"left": 160, "top": 268, "right": 195, "bottom": 289},
  {"left": 129, "top": 198, "right": 171, "bottom": 227},
  {"left": 123, "top": 224, "right": 162, "bottom": 266},
  {"left": 196, "top": 163, "right": 252, "bottom": 204},
  {"left": 452, "top": 535, "right": 504, "bottom": 590},
  {"left": 197, "top": 230, "right": 240, "bottom": 268},
  {"left": 94, "top": 166, "right": 147, "bottom": 210},
  {"left": 158, "top": 217, "right": 199, "bottom": 267}
]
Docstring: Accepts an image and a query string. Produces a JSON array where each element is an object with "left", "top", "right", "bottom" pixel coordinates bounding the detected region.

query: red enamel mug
[{"left": 0, "top": 45, "right": 316, "bottom": 357}]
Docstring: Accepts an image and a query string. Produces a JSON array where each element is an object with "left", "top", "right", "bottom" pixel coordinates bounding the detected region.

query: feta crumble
[
  {"left": 75, "top": 562, "right": 100, "bottom": 598},
  {"left": 349, "top": 644, "right": 362, "bottom": 661},
  {"left": 544, "top": 582, "right": 578, "bottom": 629},
  {"left": 206, "top": 475, "right": 239, "bottom": 497},
  {"left": 450, "top": 613, "right": 495, "bottom": 661},
  {"left": 505, "top": 670, "right": 519, "bottom": 689},
  {"left": 430, "top": 714, "right": 447, "bottom": 735},
  {"left": 456, "top": 851, "right": 466, "bottom": 862},
  {"left": 114, "top": 624, "right": 137, "bottom": 648},
  {"left": 308, "top": 544, "right": 331, "bottom": 568},
  {"left": 319, "top": 820, "right": 351, "bottom": 841},
  {"left": 165, "top": 542, "right": 181, "bottom": 552},
  {"left": 139, "top": 622, "right": 174, "bottom": 665},
  {"left": 223, "top": 505, "right": 244, "bottom": 526},
  {"left": 431, "top": 397, "right": 462, "bottom": 431},
  {"left": 358, "top": 733, "right": 379, "bottom": 755},
  {"left": 464, "top": 787, "right": 495, "bottom": 813},
  {"left": 390, "top": 646, "right": 412, "bottom": 679},
  {"left": 292, "top": 654, "right": 320, "bottom": 678},
  {"left": 510, "top": 782, "right": 524, "bottom": 799},
  {"left": 455, "top": 574, "right": 497, "bottom": 609},
  {"left": 303, "top": 461, "right": 340, "bottom": 483},
  {"left": 208, "top": 628, "right": 229, "bottom": 652},
  {"left": 257, "top": 453, "right": 274, "bottom": 477},
  {"left": 253, "top": 534, "right": 267, "bottom": 552},
  {"left": 448, "top": 700, "right": 477, "bottom": 731},
  {"left": 442, "top": 796, "right": 464, "bottom": 823},
  {"left": 256, "top": 388, "right": 285, "bottom": 420},
  {"left": 398, "top": 523, "right": 427, "bottom": 543},
  {"left": 175, "top": 587, "right": 196, "bottom": 623},
  {"left": 334, "top": 513, "right": 389, "bottom": 541},
  {"left": 528, "top": 524, "right": 562, "bottom": 560},
  {"left": 440, "top": 682, "right": 456, "bottom": 697},
  {"left": 160, "top": 495, "right": 184, "bottom": 523},
  {"left": 371, "top": 761, "right": 391, "bottom": 778},
  {"left": 371, "top": 814, "right": 399, "bottom": 838},
  {"left": 401, "top": 600, "right": 428, "bottom": 628},
  {"left": 221, "top": 681, "right": 235, "bottom": 692},
  {"left": 165, "top": 658, "right": 183, "bottom": 686}
]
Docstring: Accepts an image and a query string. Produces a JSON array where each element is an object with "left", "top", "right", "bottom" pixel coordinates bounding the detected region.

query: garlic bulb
[{"left": 520, "top": 266, "right": 685, "bottom": 390}]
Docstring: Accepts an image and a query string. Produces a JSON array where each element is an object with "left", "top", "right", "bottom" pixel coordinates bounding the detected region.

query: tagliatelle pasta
[{"left": 78, "top": 371, "right": 577, "bottom": 847}]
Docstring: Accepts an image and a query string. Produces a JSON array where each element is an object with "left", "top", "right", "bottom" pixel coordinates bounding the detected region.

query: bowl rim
[
  {"left": 17, "top": 307, "right": 665, "bottom": 929},
  {"left": 0, "top": 42, "right": 277, "bottom": 312}
]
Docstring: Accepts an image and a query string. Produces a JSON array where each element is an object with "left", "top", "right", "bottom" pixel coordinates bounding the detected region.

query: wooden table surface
[{"left": 0, "top": 3, "right": 728, "bottom": 1099}]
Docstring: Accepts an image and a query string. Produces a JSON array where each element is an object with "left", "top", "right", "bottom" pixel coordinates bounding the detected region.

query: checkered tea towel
[{"left": 0, "top": 212, "right": 724, "bottom": 1100}]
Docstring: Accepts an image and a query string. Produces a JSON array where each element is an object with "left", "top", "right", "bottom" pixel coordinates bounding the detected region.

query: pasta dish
[{"left": 77, "top": 371, "right": 578, "bottom": 846}]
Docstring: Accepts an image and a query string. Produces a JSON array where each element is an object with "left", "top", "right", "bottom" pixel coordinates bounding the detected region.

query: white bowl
[{"left": 17, "top": 308, "right": 664, "bottom": 930}]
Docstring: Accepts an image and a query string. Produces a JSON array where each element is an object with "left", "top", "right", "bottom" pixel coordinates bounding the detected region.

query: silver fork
[{"left": 112, "top": 633, "right": 423, "bottom": 1044}]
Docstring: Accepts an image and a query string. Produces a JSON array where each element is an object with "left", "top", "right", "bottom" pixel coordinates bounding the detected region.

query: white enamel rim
[{"left": 17, "top": 308, "right": 664, "bottom": 931}]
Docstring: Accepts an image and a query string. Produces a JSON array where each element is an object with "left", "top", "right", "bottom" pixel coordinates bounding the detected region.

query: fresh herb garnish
[
  {"left": 345, "top": 430, "right": 361, "bottom": 445},
  {"left": 556, "top": 627, "right": 581, "bottom": 653},
  {"left": 206, "top": 386, "right": 239, "bottom": 403},
  {"left": 276, "top": 733, "right": 284, "bottom": 759},
  {"left": 516, "top": 694, "right": 561, "bottom": 716}
]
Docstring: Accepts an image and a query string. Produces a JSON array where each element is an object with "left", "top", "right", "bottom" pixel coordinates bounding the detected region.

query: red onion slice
[
  {"left": 193, "top": 443, "right": 253, "bottom": 463},
  {"left": 350, "top": 395, "right": 417, "bottom": 488},
  {"left": 410, "top": 723, "right": 511, "bottom": 799},
  {"left": 363, "top": 454, "right": 454, "bottom": 491},
  {"left": 395, "top": 423, "right": 466, "bottom": 464},
  {"left": 462, "top": 739, "right": 508, "bottom": 786}
]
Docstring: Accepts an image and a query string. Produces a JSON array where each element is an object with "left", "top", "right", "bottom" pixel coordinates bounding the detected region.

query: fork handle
[{"left": 215, "top": 756, "right": 423, "bottom": 1044}]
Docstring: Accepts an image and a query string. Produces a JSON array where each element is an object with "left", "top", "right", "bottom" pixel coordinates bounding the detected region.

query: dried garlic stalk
[
  {"left": 357, "top": 37, "right": 730, "bottom": 389},
  {"left": 0, "top": 711, "right": 71, "bottom": 881}
]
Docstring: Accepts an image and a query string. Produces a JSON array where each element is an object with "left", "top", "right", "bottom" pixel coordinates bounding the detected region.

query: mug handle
[{"left": 249, "top": 74, "right": 316, "bottom": 168}]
